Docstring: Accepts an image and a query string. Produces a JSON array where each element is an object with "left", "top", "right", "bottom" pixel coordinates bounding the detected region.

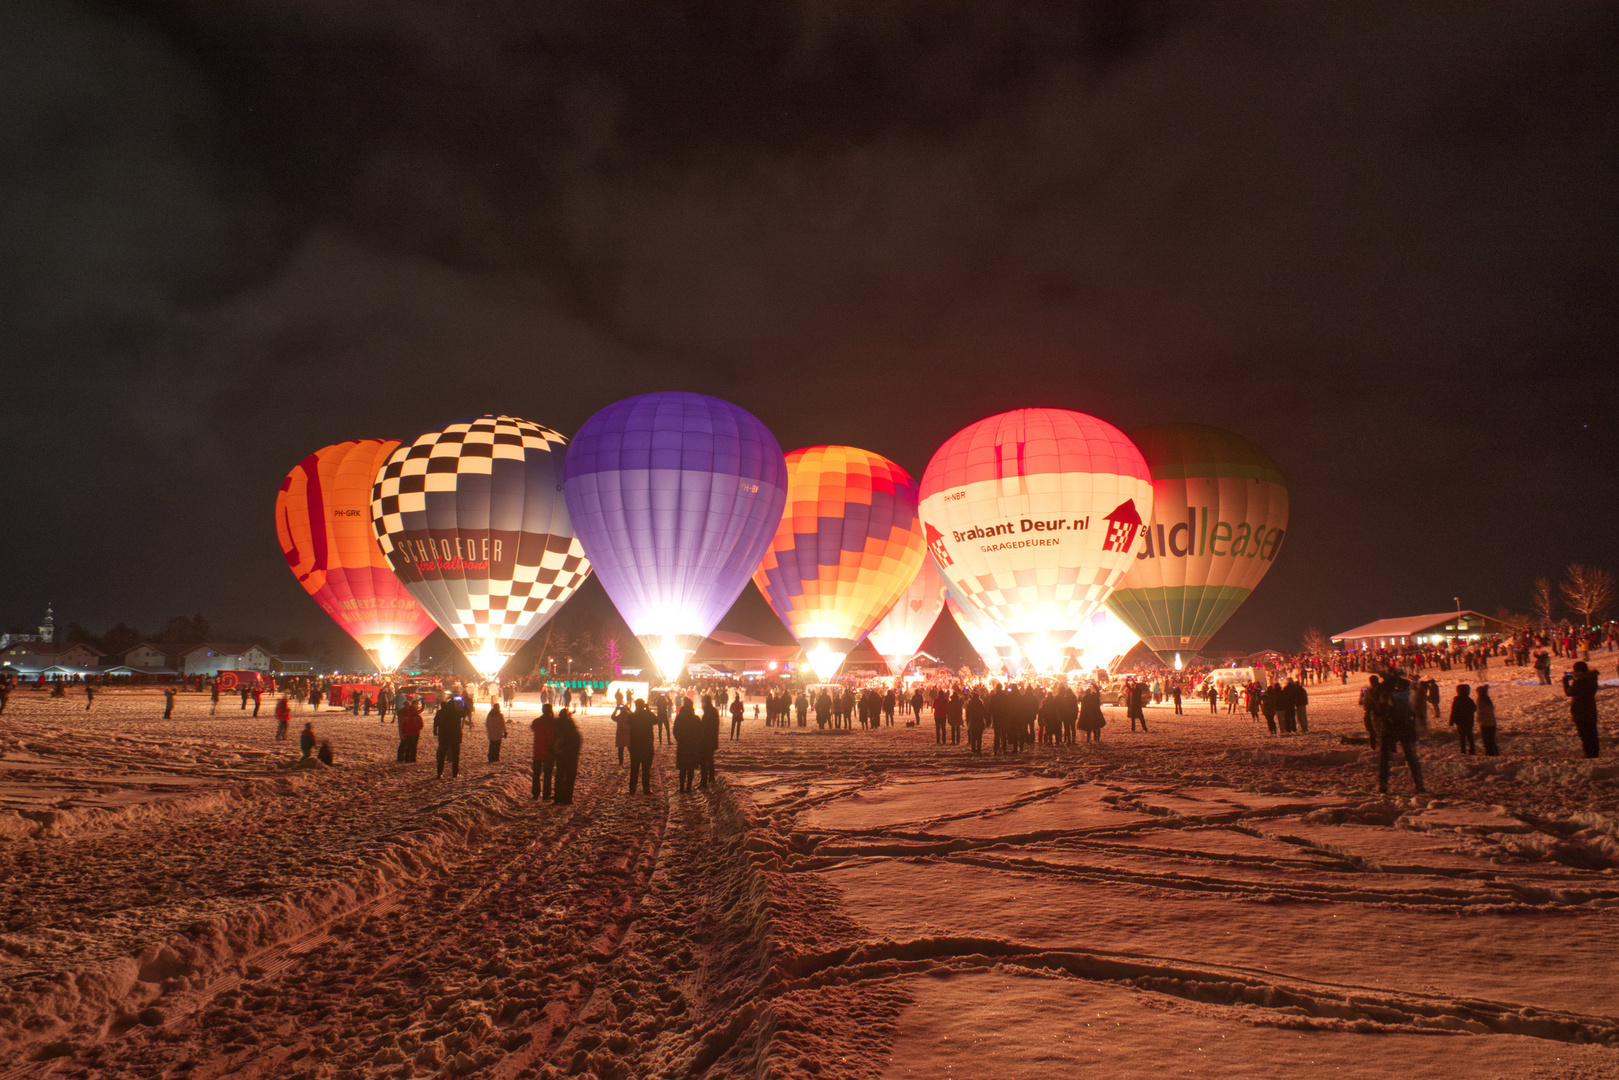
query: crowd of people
[{"left": 4, "top": 618, "right": 1612, "bottom": 802}]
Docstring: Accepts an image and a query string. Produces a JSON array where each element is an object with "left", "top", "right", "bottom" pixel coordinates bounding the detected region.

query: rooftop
[{"left": 1332, "top": 610, "right": 1499, "bottom": 642}]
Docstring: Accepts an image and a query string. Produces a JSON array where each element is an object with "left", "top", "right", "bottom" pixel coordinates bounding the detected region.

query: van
[{"left": 1197, "top": 667, "right": 1261, "bottom": 696}]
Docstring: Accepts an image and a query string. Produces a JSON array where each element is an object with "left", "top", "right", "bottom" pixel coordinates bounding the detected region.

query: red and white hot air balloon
[{"left": 918, "top": 408, "right": 1153, "bottom": 671}]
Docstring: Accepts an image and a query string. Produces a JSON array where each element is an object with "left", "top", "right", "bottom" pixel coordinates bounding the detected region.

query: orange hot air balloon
[
  {"left": 276, "top": 441, "right": 438, "bottom": 671},
  {"left": 752, "top": 446, "right": 927, "bottom": 680}
]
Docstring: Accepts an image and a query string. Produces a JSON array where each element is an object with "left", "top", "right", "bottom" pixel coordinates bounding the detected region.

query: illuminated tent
[
  {"left": 919, "top": 408, "right": 1153, "bottom": 670},
  {"left": 276, "top": 440, "right": 438, "bottom": 671},
  {"left": 865, "top": 556, "right": 947, "bottom": 676},
  {"left": 369, "top": 415, "right": 590, "bottom": 676},
  {"left": 752, "top": 446, "right": 927, "bottom": 679},
  {"left": 1105, "top": 424, "right": 1288, "bottom": 658},
  {"left": 563, "top": 392, "right": 788, "bottom": 681}
]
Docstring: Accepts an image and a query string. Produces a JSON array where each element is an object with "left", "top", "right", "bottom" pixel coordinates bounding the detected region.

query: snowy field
[{"left": 3, "top": 660, "right": 1619, "bottom": 1079}]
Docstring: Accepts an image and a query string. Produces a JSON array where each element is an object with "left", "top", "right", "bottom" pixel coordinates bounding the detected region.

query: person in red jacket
[
  {"left": 397, "top": 698, "right": 423, "bottom": 762},
  {"left": 274, "top": 695, "right": 291, "bottom": 741},
  {"left": 531, "top": 704, "right": 558, "bottom": 800}
]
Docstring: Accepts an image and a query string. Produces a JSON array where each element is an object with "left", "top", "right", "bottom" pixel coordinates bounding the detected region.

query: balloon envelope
[
  {"left": 866, "top": 556, "right": 947, "bottom": 676},
  {"left": 919, "top": 408, "right": 1153, "bottom": 664},
  {"left": 369, "top": 415, "right": 590, "bottom": 676},
  {"left": 277, "top": 440, "right": 438, "bottom": 671},
  {"left": 563, "top": 392, "right": 787, "bottom": 679},
  {"left": 1066, "top": 607, "right": 1141, "bottom": 671},
  {"left": 1105, "top": 423, "right": 1288, "bottom": 656},
  {"left": 752, "top": 446, "right": 927, "bottom": 679}
]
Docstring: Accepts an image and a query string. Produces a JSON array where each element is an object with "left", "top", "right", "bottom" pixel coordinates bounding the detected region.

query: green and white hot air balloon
[{"left": 1105, "top": 424, "right": 1287, "bottom": 658}]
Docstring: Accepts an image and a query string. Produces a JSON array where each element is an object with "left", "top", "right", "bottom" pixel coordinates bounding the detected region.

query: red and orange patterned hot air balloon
[
  {"left": 752, "top": 446, "right": 927, "bottom": 679},
  {"left": 276, "top": 440, "right": 438, "bottom": 671}
]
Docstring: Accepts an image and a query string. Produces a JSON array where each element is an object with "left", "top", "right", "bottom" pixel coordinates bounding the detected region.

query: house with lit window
[
  {"left": 101, "top": 643, "right": 182, "bottom": 681},
  {"left": 1331, "top": 610, "right": 1509, "bottom": 650},
  {"left": 0, "top": 640, "right": 103, "bottom": 673},
  {"left": 177, "top": 643, "right": 274, "bottom": 676}
]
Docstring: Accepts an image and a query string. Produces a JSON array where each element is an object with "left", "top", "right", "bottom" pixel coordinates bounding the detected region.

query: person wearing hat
[{"left": 1563, "top": 662, "right": 1602, "bottom": 758}]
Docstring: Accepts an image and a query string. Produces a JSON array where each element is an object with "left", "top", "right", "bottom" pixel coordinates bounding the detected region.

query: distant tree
[
  {"left": 64, "top": 622, "right": 102, "bottom": 649},
  {"left": 1300, "top": 627, "right": 1332, "bottom": 655},
  {"left": 1531, "top": 577, "right": 1556, "bottom": 630},
  {"left": 1492, "top": 608, "right": 1530, "bottom": 633},
  {"left": 100, "top": 623, "right": 146, "bottom": 656},
  {"left": 158, "top": 614, "right": 212, "bottom": 644},
  {"left": 1560, "top": 564, "right": 1617, "bottom": 629},
  {"left": 306, "top": 637, "right": 338, "bottom": 669},
  {"left": 570, "top": 629, "right": 606, "bottom": 677},
  {"left": 527, "top": 622, "right": 570, "bottom": 676}
]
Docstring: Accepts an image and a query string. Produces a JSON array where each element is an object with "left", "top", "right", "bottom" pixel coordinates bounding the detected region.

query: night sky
[{"left": 5, "top": 1, "right": 1618, "bottom": 659}]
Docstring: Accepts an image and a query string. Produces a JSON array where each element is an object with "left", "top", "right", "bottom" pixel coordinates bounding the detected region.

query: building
[
  {"left": 685, "top": 632, "right": 892, "bottom": 677},
  {"left": 0, "top": 605, "right": 57, "bottom": 651},
  {"left": 120, "top": 643, "right": 179, "bottom": 670},
  {"left": 177, "top": 642, "right": 274, "bottom": 676},
  {"left": 99, "top": 643, "right": 181, "bottom": 681},
  {"left": 0, "top": 640, "right": 103, "bottom": 672},
  {"left": 1331, "top": 610, "right": 1509, "bottom": 650},
  {"left": 690, "top": 631, "right": 802, "bottom": 676}
]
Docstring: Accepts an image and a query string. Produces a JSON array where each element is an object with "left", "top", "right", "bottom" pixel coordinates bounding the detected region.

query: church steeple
[{"left": 40, "top": 605, "right": 54, "bottom": 644}]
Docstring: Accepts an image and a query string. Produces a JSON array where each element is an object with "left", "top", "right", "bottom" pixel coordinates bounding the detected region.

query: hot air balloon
[
  {"left": 369, "top": 415, "right": 590, "bottom": 677},
  {"left": 943, "top": 578, "right": 1019, "bottom": 675},
  {"left": 866, "top": 556, "right": 947, "bottom": 676},
  {"left": 562, "top": 392, "right": 788, "bottom": 681},
  {"left": 1105, "top": 423, "right": 1288, "bottom": 659},
  {"left": 751, "top": 446, "right": 927, "bottom": 680},
  {"left": 1066, "top": 607, "right": 1141, "bottom": 671},
  {"left": 276, "top": 440, "right": 439, "bottom": 671},
  {"left": 919, "top": 408, "right": 1153, "bottom": 671}
]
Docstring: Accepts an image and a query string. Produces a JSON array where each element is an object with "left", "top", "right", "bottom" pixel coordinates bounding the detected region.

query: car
[{"left": 1098, "top": 678, "right": 1133, "bottom": 706}]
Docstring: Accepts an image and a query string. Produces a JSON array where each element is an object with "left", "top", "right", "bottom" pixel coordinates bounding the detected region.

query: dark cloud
[{"left": 3, "top": 0, "right": 1618, "bottom": 653}]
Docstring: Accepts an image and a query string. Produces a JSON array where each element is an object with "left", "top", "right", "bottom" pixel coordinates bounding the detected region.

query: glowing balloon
[
  {"left": 919, "top": 408, "right": 1153, "bottom": 667},
  {"left": 563, "top": 392, "right": 788, "bottom": 681},
  {"left": 751, "top": 446, "right": 927, "bottom": 680},
  {"left": 369, "top": 415, "right": 590, "bottom": 677},
  {"left": 1066, "top": 607, "right": 1141, "bottom": 670},
  {"left": 866, "top": 556, "right": 947, "bottom": 676},
  {"left": 276, "top": 440, "right": 438, "bottom": 671},
  {"left": 944, "top": 577, "right": 1019, "bottom": 675},
  {"left": 1105, "top": 423, "right": 1288, "bottom": 657}
]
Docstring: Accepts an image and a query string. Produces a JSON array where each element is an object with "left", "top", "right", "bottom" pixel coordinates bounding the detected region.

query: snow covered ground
[{"left": 2, "top": 658, "right": 1618, "bottom": 1078}]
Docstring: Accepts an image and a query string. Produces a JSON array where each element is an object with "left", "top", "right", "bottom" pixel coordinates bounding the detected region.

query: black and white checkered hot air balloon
[{"left": 369, "top": 415, "right": 591, "bottom": 677}]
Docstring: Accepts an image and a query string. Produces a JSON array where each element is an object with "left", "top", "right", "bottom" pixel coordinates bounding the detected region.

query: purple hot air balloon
[{"left": 563, "top": 392, "right": 788, "bottom": 680}]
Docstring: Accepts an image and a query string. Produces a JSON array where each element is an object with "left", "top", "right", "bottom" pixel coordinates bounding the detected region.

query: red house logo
[
  {"left": 925, "top": 522, "right": 954, "bottom": 568},
  {"left": 1102, "top": 499, "right": 1142, "bottom": 553}
]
